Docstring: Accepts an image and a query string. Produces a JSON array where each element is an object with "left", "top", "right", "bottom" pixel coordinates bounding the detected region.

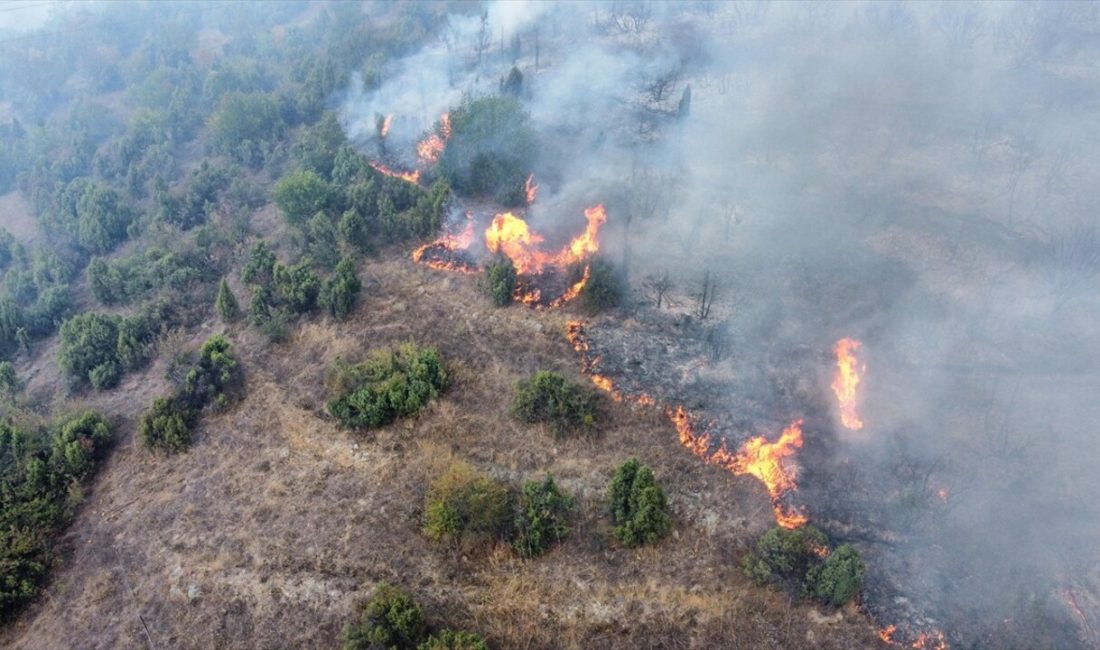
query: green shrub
[
  {"left": 513, "top": 475, "right": 574, "bottom": 558},
  {"left": 57, "top": 311, "right": 155, "bottom": 389},
  {"left": 138, "top": 396, "right": 196, "bottom": 453},
  {"left": 741, "top": 525, "right": 828, "bottom": 587},
  {"left": 274, "top": 169, "right": 332, "bottom": 227},
  {"left": 423, "top": 462, "right": 514, "bottom": 549},
  {"left": 609, "top": 458, "right": 672, "bottom": 547},
  {"left": 418, "top": 630, "right": 488, "bottom": 650},
  {"left": 510, "top": 370, "right": 598, "bottom": 437},
  {"left": 327, "top": 344, "right": 447, "bottom": 430},
  {"left": 320, "top": 257, "right": 362, "bottom": 320},
  {"left": 581, "top": 257, "right": 624, "bottom": 311},
  {"left": 342, "top": 583, "right": 427, "bottom": 650},
  {"left": 215, "top": 278, "right": 240, "bottom": 321},
  {"left": 483, "top": 255, "right": 516, "bottom": 307},
  {"left": 242, "top": 240, "right": 276, "bottom": 287},
  {"left": 807, "top": 543, "right": 865, "bottom": 606},
  {"left": 272, "top": 259, "right": 321, "bottom": 313},
  {"left": 0, "top": 361, "right": 19, "bottom": 394},
  {"left": 438, "top": 96, "right": 535, "bottom": 205}
]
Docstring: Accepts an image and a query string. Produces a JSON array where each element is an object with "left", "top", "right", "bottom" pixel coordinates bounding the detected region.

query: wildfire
[
  {"left": 416, "top": 112, "right": 451, "bottom": 164},
  {"left": 411, "top": 216, "right": 478, "bottom": 272},
  {"left": 369, "top": 160, "right": 420, "bottom": 184},
  {"left": 832, "top": 337, "right": 865, "bottom": 430},
  {"left": 879, "top": 625, "right": 897, "bottom": 644},
  {"left": 669, "top": 405, "right": 808, "bottom": 528},
  {"left": 525, "top": 174, "right": 538, "bottom": 204},
  {"left": 484, "top": 204, "right": 606, "bottom": 275},
  {"left": 910, "top": 631, "right": 949, "bottom": 650},
  {"left": 380, "top": 114, "right": 393, "bottom": 138}
]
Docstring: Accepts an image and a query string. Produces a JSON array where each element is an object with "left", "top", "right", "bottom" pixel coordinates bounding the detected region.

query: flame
[
  {"left": 525, "top": 174, "right": 538, "bottom": 204},
  {"left": 380, "top": 114, "right": 393, "bottom": 138},
  {"left": 910, "top": 631, "right": 949, "bottom": 650},
  {"left": 416, "top": 112, "right": 451, "bottom": 164},
  {"left": 879, "top": 626, "right": 897, "bottom": 644},
  {"left": 832, "top": 337, "right": 865, "bottom": 430},
  {"left": 369, "top": 160, "right": 420, "bottom": 184},
  {"left": 411, "top": 216, "right": 477, "bottom": 273},
  {"left": 670, "top": 405, "right": 808, "bottom": 528},
  {"left": 936, "top": 488, "right": 949, "bottom": 503},
  {"left": 484, "top": 204, "right": 606, "bottom": 276}
]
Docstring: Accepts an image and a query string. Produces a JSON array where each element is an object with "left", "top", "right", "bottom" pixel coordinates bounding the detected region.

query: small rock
[
  {"left": 279, "top": 447, "right": 290, "bottom": 459},
  {"left": 187, "top": 584, "right": 202, "bottom": 601}
]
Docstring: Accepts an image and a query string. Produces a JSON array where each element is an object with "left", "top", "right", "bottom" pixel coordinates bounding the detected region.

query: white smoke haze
[{"left": 340, "top": 2, "right": 1100, "bottom": 646}]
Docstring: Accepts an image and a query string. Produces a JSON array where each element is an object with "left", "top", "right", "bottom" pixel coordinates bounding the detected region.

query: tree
[
  {"left": 327, "top": 344, "right": 447, "bottom": 430},
  {"left": 807, "top": 544, "right": 865, "bottom": 606},
  {"left": 741, "top": 525, "right": 829, "bottom": 587},
  {"left": 57, "top": 312, "right": 121, "bottom": 389},
  {"left": 339, "top": 208, "right": 371, "bottom": 252},
  {"left": 438, "top": 96, "right": 536, "bottom": 205},
  {"left": 215, "top": 278, "right": 240, "bottom": 321},
  {"left": 642, "top": 270, "right": 673, "bottom": 309},
  {"left": 242, "top": 240, "right": 276, "bottom": 287},
  {"left": 0, "top": 361, "right": 20, "bottom": 395},
  {"left": 320, "top": 257, "right": 362, "bottom": 320},
  {"left": 501, "top": 66, "right": 523, "bottom": 97},
  {"left": 513, "top": 475, "right": 574, "bottom": 558},
  {"left": 209, "top": 92, "right": 285, "bottom": 164},
  {"left": 483, "top": 255, "right": 516, "bottom": 306},
  {"left": 582, "top": 258, "right": 624, "bottom": 311},
  {"left": 274, "top": 170, "right": 332, "bottom": 227},
  {"left": 342, "top": 583, "right": 427, "bottom": 650},
  {"left": 138, "top": 396, "right": 196, "bottom": 453},
  {"left": 272, "top": 260, "right": 321, "bottom": 313},
  {"left": 609, "top": 458, "right": 671, "bottom": 547},
  {"left": 695, "top": 268, "right": 718, "bottom": 320}
]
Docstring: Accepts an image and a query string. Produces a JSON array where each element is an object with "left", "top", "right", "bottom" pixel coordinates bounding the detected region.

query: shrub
[
  {"left": 513, "top": 475, "right": 574, "bottom": 558},
  {"left": 57, "top": 311, "right": 155, "bottom": 389},
  {"left": 483, "top": 255, "right": 516, "bottom": 307},
  {"left": 0, "top": 361, "right": 19, "bottom": 394},
  {"left": 807, "top": 543, "right": 865, "bottom": 606},
  {"left": 510, "top": 370, "right": 598, "bottom": 437},
  {"left": 138, "top": 396, "right": 196, "bottom": 453},
  {"left": 423, "top": 462, "right": 514, "bottom": 549},
  {"left": 741, "top": 525, "right": 829, "bottom": 587},
  {"left": 272, "top": 259, "right": 321, "bottom": 313},
  {"left": 320, "top": 257, "right": 362, "bottom": 320},
  {"left": 274, "top": 169, "right": 331, "bottom": 227},
  {"left": 242, "top": 240, "right": 276, "bottom": 287},
  {"left": 581, "top": 257, "right": 624, "bottom": 311},
  {"left": 438, "top": 96, "right": 536, "bottom": 205},
  {"left": 327, "top": 344, "right": 447, "bottom": 430},
  {"left": 215, "top": 278, "right": 240, "bottom": 321},
  {"left": 418, "top": 630, "right": 488, "bottom": 650},
  {"left": 342, "top": 583, "right": 427, "bottom": 650},
  {"left": 609, "top": 458, "right": 672, "bottom": 547}
]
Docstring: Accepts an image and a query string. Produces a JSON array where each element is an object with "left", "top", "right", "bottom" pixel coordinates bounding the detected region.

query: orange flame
[
  {"left": 380, "top": 114, "right": 393, "bottom": 138},
  {"left": 411, "top": 216, "right": 477, "bottom": 273},
  {"left": 369, "top": 160, "right": 420, "bottom": 184},
  {"left": 910, "top": 631, "right": 949, "bottom": 650},
  {"left": 670, "top": 405, "right": 808, "bottom": 528},
  {"left": 879, "top": 626, "right": 897, "bottom": 644},
  {"left": 832, "top": 337, "right": 865, "bottom": 430},
  {"left": 525, "top": 174, "right": 538, "bottom": 204},
  {"left": 416, "top": 112, "right": 451, "bottom": 164},
  {"left": 484, "top": 204, "right": 606, "bottom": 276}
]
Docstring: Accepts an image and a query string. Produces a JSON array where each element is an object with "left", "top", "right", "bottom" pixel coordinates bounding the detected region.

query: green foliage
[
  {"left": 327, "top": 344, "right": 447, "bottom": 430},
  {"left": 609, "top": 458, "right": 672, "bottom": 547},
  {"left": 0, "top": 361, "right": 19, "bottom": 395},
  {"left": 807, "top": 544, "right": 865, "bottom": 606},
  {"left": 418, "top": 630, "right": 488, "bottom": 650},
  {"left": 241, "top": 240, "right": 276, "bottom": 286},
  {"left": 510, "top": 370, "right": 598, "bottom": 437},
  {"left": 342, "top": 583, "right": 427, "bottom": 650},
  {"left": 274, "top": 170, "right": 332, "bottom": 227},
  {"left": 500, "top": 66, "right": 523, "bottom": 97},
  {"left": 74, "top": 183, "right": 134, "bottom": 254},
  {"left": 272, "top": 259, "right": 321, "bottom": 313},
  {"left": 483, "top": 255, "right": 516, "bottom": 307},
  {"left": 156, "top": 159, "right": 233, "bottom": 230},
  {"left": 513, "top": 475, "right": 574, "bottom": 558},
  {"left": 293, "top": 112, "right": 346, "bottom": 179},
  {"left": 580, "top": 257, "right": 624, "bottom": 311},
  {"left": 138, "top": 396, "right": 196, "bottom": 453},
  {"left": 0, "top": 412, "right": 111, "bottom": 621},
  {"left": 57, "top": 311, "right": 155, "bottom": 389},
  {"left": 86, "top": 248, "right": 206, "bottom": 306},
  {"left": 423, "top": 462, "right": 514, "bottom": 549},
  {"left": 339, "top": 208, "right": 371, "bottom": 252},
  {"left": 438, "top": 96, "right": 536, "bottom": 206},
  {"left": 320, "top": 257, "right": 362, "bottom": 320},
  {"left": 304, "top": 211, "right": 340, "bottom": 269},
  {"left": 215, "top": 278, "right": 240, "bottom": 321},
  {"left": 209, "top": 92, "right": 285, "bottom": 166},
  {"left": 741, "top": 525, "right": 829, "bottom": 587}
]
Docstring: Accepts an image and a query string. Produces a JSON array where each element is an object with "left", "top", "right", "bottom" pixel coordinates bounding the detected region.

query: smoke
[{"left": 339, "top": 2, "right": 1100, "bottom": 646}]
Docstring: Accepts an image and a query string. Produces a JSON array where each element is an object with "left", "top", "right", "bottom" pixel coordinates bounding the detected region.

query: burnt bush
[
  {"left": 511, "top": 370, "right": 598, "bottom": 437},
  {"left": 423, "top": 462, "right": 514, "bottom": 550},
  {"left": 327, "top": 343, "right": 447, "bottom": 430},
  {"left": 609, "top": 458, "right": 672, "bottom": 547}
]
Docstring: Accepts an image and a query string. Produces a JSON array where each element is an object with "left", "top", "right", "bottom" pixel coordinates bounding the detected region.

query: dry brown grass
[{"left": 0, "top": 250, "right": 881, "bottom": 649}]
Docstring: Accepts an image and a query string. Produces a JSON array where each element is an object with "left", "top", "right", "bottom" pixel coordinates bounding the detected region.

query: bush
[
  {"left": 320, "top": 257, "right": 362, "bottom": 320},
  {"left": 483, "top": 255, "right": 516, "bottom": 307},
  {"left": 807, "top": 543, "right": 865, "bottom": 606},
  {"left": 418, "top": 630, "right": 488, "bottom": 650},
  {"left": 581, "top": 257, "right": 624, "bottom": 311},
  {"left": 342, "top": 583, "right": 427, "bottom": 650},
  {"left": 741, "top": 525, "right": 828, "bottom": 587},
  {"left": 215, "top": 278, "right": 240, "bottom": 321},
  {"left": 0, "top": 361, "right": 19, "bottom": 394},
  {"left": 138, "top": 396, "right": 197, "bottom": 453},
  {"left": 57, "top": 311, "right": 156, "bottom": 389},
  {"left": 274, "top": 169, "right": 331, "bottom": 227},
  {"left": 423, "top": 462, "right": 514, "bottom": 549},
  {"left": 327, "top": 344, "right": 447, "bottom": 430},
  {"left": 609, "top": 458, "right": 672, "bottom": 547},
  {"left": 438, "top": 96, "right": 536, "bottom": 205},
  {"left": 272, "top": 259, "right": 321, "bottom": 313},
  {"left": 0, "top": 412, "right": 111, "bottom": 621},
  {"left": 513, "top": 475, "right": 574, "bottom": 558},
  {"left": 510, "top": 370, "right": 598, "bottom": 437}
]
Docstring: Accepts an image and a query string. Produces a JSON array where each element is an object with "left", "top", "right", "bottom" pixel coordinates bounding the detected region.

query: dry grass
[{"left": 1, "top": 251, "right": 881, "bottom": 649}]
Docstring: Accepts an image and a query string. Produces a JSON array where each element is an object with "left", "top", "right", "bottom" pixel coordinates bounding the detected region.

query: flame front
[
  {"left": 670, "top": 406, "right": 808, "bottom": 528},
  {"left": 416, "top": 112, "right": 451, "bottom": 164},
  {"left": 380, "top": 114, "right": 394, "bottom": 138},
  {"left": 832, "top": 337, "right": 865, "bottom": 430},
  {"left": 484, "top": 204, "right": 606, "bottom": 275},
  {"left": 525, "top": 174, "right": 538, "bottom": 204},
  {"left": 369, "top": 160, "right": 420, "bottom": 184},
  {"left": 411, "top": 216, "right": 477, "bottom": 272}
]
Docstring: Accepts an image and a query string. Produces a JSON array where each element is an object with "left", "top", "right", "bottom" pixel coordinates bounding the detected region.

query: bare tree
[
  {"left": 644, "top": 67, "right": 681, "bottom": 106},
  {"left": 475, "top": 12, "right": 491, "bottom": 68},
  {"left": 642, "top": 270, "right": 673, "bottom": 309},
  {"left": 608, "top": 1, "right": 652, "bottom": 35},
  {"left": 695, "top": 269, "right": 718, "bottom": 320},
  {"left": 1038, "top": 225, "right": 1100, "bottom": 313}
]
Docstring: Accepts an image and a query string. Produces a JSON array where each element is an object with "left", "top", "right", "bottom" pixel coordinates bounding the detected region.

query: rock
[
  {"left": 187, "top": 584, "right": 202, "bottom": 601},
  {"left": 279, "top": 447, "right": 290, "bottom": 459},
  {"left": 808, "top": 609, "right": 843, "bottom": 625}
]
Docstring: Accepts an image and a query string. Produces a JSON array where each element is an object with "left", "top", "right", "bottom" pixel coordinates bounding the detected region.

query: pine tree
[{"left": 215, "top": 278, "right": 240, "bottom": 322}]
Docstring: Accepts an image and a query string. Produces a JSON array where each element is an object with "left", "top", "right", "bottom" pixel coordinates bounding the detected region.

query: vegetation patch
[
  {"left": 512, "top": 475, "right": 574, "bottom": 558},
  {"left": 0, "top": 411, "right": 112, "bottom": 622},
  {"left": 327, "top": 343, "right": 447, "bottom": 430},
  {"left": 341, "top": 583, "right": 488, "bottom": 650},
  {"left": 511, "top": 370, "right": 599, "bottom": 437},
  {"left": 742, "top": 525, "right": 865, "bottom": 607},
  {"left": 423, "top": 462, "right": 514, "bottom": 550},
  {"left": 57, "top": 310, "right": 159, "bottom": 389},
  {"left": 609, "top": 458, "right": 672, "bottom": 547}
]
